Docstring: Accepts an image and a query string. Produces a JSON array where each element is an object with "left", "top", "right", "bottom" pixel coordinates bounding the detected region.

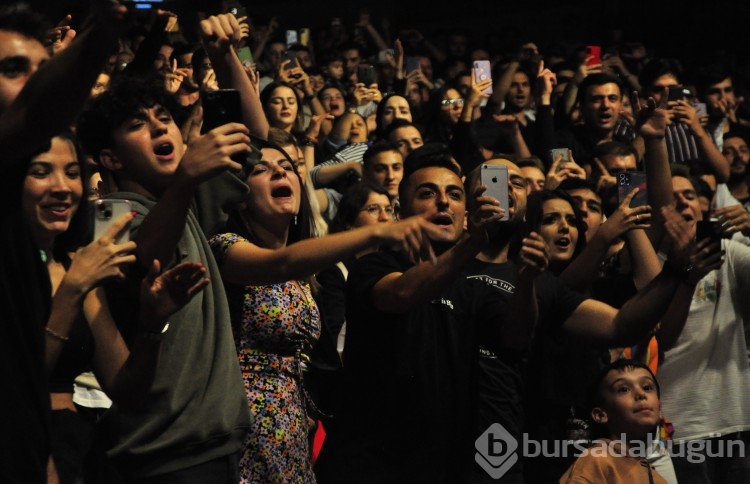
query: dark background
[{"left": 25, "top": 0, "right": 750, "bottom": 74}]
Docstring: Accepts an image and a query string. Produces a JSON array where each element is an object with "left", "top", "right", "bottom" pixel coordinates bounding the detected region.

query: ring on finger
[{"left": 635, "top": 215, "right": 640, "bottom": 223}]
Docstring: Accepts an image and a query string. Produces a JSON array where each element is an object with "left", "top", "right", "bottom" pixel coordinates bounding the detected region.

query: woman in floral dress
[{"left": 209, "top": 140, "right": 438, "bottom": 482}]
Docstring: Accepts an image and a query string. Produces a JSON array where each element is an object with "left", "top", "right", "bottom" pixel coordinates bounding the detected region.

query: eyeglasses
[
  {"left": 200, "top": 63, "right": 213, "bottom": 70},
  {"left": 441, "top": 98, "right": 465, "bottom": 107},
  {"left": 360, "top": 204, "right": 395, "bottom": 217}
]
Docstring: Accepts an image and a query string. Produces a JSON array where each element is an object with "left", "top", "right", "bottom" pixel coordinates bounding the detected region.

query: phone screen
[
  {"left": 236, "top": 47, "right": 254, "bottom": 67},
  {"left": 405, "top": 57, "right": 420, "bottom": 74},
  {"left": 481, "top": 164, "right": 509, "bottom": 221},
  {"left": 549, "top": 148, "right": 571, "bottom": 171}
]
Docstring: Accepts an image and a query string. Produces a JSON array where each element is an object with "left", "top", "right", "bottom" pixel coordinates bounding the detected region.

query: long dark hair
[
  {"left": 225, "top": 137, "right": 315, "bottom": 247},
  {"left": 26, "top": 131, "right": 91, "bottom": 261},
  {"left": 260, "top": 80, "right": 305, "bottom": 136},
  {"left": 525, "top": 189, "right": 587, "bottom": 274}
]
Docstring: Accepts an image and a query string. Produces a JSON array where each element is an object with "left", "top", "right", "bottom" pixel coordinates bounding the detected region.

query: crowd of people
[{"left": 2, "top": 1, "right": 750, "bottom": 483}]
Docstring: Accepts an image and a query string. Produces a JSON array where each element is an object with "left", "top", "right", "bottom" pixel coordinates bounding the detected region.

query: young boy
[
  {"left": 75, "top": 73, "right": 252, "bottom": 482},
  {"left": 559, "top": 359, "right": 668, "bottom": 483}
]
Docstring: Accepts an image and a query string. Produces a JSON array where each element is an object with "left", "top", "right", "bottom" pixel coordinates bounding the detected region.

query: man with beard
[{"left": 535, "top": 73, "right": 636, "bottom": 173}]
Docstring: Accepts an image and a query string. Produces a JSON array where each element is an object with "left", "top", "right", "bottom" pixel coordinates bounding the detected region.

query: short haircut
[
  {"left": 589, "top": 358, "right": 661, "bottom": 410},
  {"left": 400, "top": 143, "right": 461, "bottom": 203},
  {"left": 330, "top": 182, "right": 391, "bottom": 233},
  {"left": 363, "top": 140, "right": 401, "bottom": 168},
  {"left": 591, "top": 140, "right": 638, "bottom": 161},
  {"left": 559, "top": 177, "right": 600, "bottom": 198},
  {"left": 638, "top": 57, "right": 684, "bottom": 91},
  {"left": 383, "top": 118, "right": 421, "bottom": 142},
  {"left": 516, "top": 156, "right": 545, "bottom": 172},
  {"left": 578, "top": 73, "right": 622, "bottom": 104},
  {"left": 266, "top": 126, "right": 298, "bottom": 149},
  {"left": 76, "top": 74, "right": 169, "bottom": 165},
  {"left": 0, "top": 3, "right": 48, "bottom": 44},
  {"left": 670, "top": 163, "right": 705, "bottom": 197}
]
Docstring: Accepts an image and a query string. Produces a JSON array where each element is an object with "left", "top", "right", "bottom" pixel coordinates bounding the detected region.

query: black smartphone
[
  {"left": 357, "top": 64, "right": 377, "bottom": 86},
  {"left": 228, "top": 5, "right": 247, "bottom": 18},
  {"left": 480, "top": 164, "right": 510, "bottom": 221},
  {"left": 668, "top": 85, "right": 690, "bottom": 102},
  {"left": 201, "top": 89, "right": 258, "bottom": 173},
  {"left": 281, "top": 51, "right": 298, "bottom": 70},
  {"left": 405, "top": 56, "right": 420, "bottom": 75},
  {"left": 617, "top": 171, "right": 648, "bottom": 207},
  {"left": 696, "top": 219, "right": 722, "bottom": 243}
]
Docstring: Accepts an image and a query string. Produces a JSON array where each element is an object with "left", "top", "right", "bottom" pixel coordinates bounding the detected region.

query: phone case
[
  {"left": 481, "top": 164, "right": 509, "bottom": 221},
  {"left": 473, "top": 60, "right": 493, "bottom": 95},
  {"left": 549, "top": 148, "right": 571, "bottom": 169},
  {"left": 236, "top": 47, "right": 254, "bottom": 67},
  {"left": 405, "top": 57, "right": 420, "bottom": 74},
  {"left": 617, "top": 171, "right": 648, "bottom": 207},
  {"left": 585, "top": 46, "right": 601, "bottom": 67},
  {"left": 358, "top": 64, "right": 376, "bottom": 85},
  {"left": 286, "top": 30, "right": 299, "bottom": 47},
  {"left": 93, "top": 199, "right": 132, "bottom": 244},
  {"left": 201, "top": 89, "right": 243, "bottom": 134}
]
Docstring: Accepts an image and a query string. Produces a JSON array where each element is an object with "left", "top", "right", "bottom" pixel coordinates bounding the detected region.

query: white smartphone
[
  {"left": 285, "top": 30, "right": 299, "bottom": 47},
  {"left": 93, "top": 199, "right": 132, "bottom": 244},
  {"left": 480, "top": 164, "right": 509, "bottom": 221}
]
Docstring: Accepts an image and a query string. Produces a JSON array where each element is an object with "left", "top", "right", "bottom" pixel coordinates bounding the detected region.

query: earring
[{"left": 294, "top": 215, "right": 298, "bottom": 225}]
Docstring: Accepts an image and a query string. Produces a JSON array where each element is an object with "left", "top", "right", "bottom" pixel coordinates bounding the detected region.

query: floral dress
[{"left": 210, "top": 233, "right": 321, "bottom": 483}]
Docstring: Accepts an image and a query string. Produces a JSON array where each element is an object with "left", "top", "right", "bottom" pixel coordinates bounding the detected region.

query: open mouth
[
  {"left": 154, "top": 142, "right": 175, "bottom": 157},
  {"left": 272, "top": 186, "right": 293, "bottom": 198},
  {"left": 555, "top": 237, "right": 571, "bottom": 249},
  {"left": 431, "top": 214, "right": 453, "bottom": 227}
]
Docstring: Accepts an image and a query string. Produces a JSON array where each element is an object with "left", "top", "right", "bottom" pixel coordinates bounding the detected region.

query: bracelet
[
  {"left": 302, "top": 135, "right": 318, "bottom": 146},
  {"left": 45, "top": 327, "right": 69, "bottom": 342}
]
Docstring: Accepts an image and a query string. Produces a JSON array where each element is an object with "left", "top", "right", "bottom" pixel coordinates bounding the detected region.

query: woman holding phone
[{"left": 23, "top": 132, "right": 210, "bottom": 483}]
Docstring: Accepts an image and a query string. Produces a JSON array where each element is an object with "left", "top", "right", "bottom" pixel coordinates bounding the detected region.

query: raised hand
[
  {"left": 596, "top": 188, "right": 652, "bottom": 243},
  {"left": 467, "top": 184, "right": 506, "bottom": 247},
  {"left": 518, "top": 231, "right": 549, "bottom": 277},
  {"left": 46, "top": 14, "right": 76, "bottom": 55},
  {"left": 139, "top": 259, "right": 210, "bottom": 331},
  {"left": 65, "top": 212, "right": 137, "bottom": 294},
  {"left": 713, "top": 204, "right": 750, "bottom": 238},
  {"left": 376, "top": 215, "right": 438, "bottom": 265},
  {"left": 632, "top": 91, "right": 667, "bottom": 140},
  {"left": 178, "top": 123, "right": 250, "bottom": 183},
  {"left": 545, "top": 150, "right": 586, "bottom": 190}
]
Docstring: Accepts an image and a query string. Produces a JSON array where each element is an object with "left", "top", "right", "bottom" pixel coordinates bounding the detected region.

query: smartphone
[
  {"left": 405, "top": 56, "right": 420, "bottom": 75},
  {"left": 549, "top": 148, "right": 571, "bottom": 171},
  {"left": 693, "top": 102, "right": 708, "bottom": 116},
  {"left": 668, "top": 85, "right": 691, "bottom": 102},
  {"left": 617, "top": 171, "right": 648, "bottom": 207},
  {"left": 228, "top": 5, "right": 247, "bottom": 18},
  {"left": 472, "top": 60, "right": 493, "bottom": 95},
  {"left": 481, "top": 164, "right": 510, "bottom": 221},
  {"left": 357, "top": 64, "right": 377, "bottom": 86},
  {"left": 696, "top": 218, "right": 726, "bottom": 243},
  {"left": 121, "top": 0, "right": 162, "bottom": 10},
  {"left": 200, "top": 89, "right": 258, "bottom": 173},
  {"left": 93, "top": 199, "right": 132, "bottom": 244},
  {"left": 585, "top": 45, "right": 601, "bottom": 67},
  {"left": 286, "top": 30, "right": 299, "bottom": 47},
  {"left": 299, "top": 28, "right": 310, "bottom": 47},
  {"left": 236, "top": 46, "right": 254, "bottom": 68},
  {"left": 281, "top": 50, "right": 299, "bottom": 70}
]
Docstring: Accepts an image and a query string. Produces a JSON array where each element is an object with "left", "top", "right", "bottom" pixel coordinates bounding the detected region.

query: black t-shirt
[
  {"left": 461, "top": 259, "right": 587, "bottom": 481},
  {"left": 0, "top": 162, "right": 51, "bottom": 483},
  {"left": 317, "top": 249, "right": 478, "bottom": 483}
]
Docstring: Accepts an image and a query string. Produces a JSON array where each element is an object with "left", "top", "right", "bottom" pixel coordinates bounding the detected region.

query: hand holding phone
[
  {"left": 405, "top": 56, "right": 420, "bottom": 75},
  {"left": 585, "top": 45, "right": 601, "bottom": 67},
  {"left": 357, "top": 64, "right": 377, "bottom": 86},
  {"left": 93, "top": 199, "right": 132, "bottom": 244},
  {"left": 472, "top": 60, "right": 493, "bottom": 95},
  {"left": 617, "top": 171, "right": 648, "bottom": 207},
  {"left": 549, "top": 148, "right": 571, "bottom": 172},
  {"left": 480, "top": 164, "right": 509, "bottom": 221}
]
